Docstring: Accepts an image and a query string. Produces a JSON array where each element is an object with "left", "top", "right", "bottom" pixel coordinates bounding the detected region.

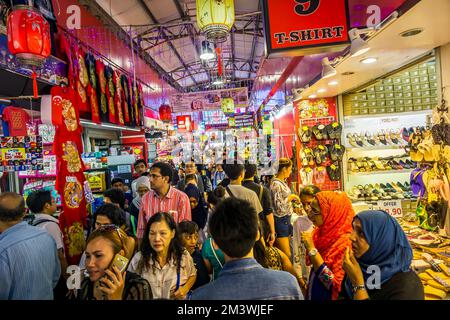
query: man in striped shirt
[{"left": 137, "top": 162, "right": 191, "bottom": 240}]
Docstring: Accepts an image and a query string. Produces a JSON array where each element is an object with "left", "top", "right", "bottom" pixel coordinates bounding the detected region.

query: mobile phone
[
  {"left": 110, "top": 253, "right": 129, "bottom": 273},
  {"left": 100, "top": 254, "right": 129, "bottom": 287}
]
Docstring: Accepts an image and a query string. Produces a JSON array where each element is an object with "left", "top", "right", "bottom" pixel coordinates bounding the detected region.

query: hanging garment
[
  {"left": 113, "top": 70, "right": 125, "bottom": 125},
  {"left": 104, "top": 65, "right": 117, "bottom": 124},
  {"left": 1, "top": 106, "right": 30, "bottom": 136},
  {"left": 121, "top": 74, "right": 131, "bottom": 125},
  {"left": 51, "top": 86, "right": 87, "bottom": 265},
  {"left": 96, "top": 58, "right": 109, "bottom": 123}
]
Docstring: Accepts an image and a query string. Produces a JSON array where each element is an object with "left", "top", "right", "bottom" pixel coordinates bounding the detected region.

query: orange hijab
[{"left": 312, "top": 191, "right": 355, "bottom": 300}]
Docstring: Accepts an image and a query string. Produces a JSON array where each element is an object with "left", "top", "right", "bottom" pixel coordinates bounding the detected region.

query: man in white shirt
[{"left": 222, "top": 163, "right": 263, "bottom": 215}]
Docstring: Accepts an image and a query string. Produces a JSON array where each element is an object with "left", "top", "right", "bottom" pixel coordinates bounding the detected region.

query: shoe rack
[
  {"left": 298, "top": 116, "right": 342, "bottom": 191},
  {"left": 343, "top": 112, "right": 431, "bottom": 194}
]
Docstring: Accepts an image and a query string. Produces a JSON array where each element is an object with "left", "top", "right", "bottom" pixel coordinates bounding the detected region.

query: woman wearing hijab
[
  {"left": 343, "top": 210, "right": 424, "bottom": 300},
  {"left": 129, "top": 176, "right": 151, "bottom": 235},
  {"left": 301, "top": 191, "right": 354, "bottom": 300},
  {"left": 184, "top": 174, "right": 208, "bottom": 232}
]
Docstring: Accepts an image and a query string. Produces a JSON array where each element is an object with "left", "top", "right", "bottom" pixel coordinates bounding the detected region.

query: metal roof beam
[
  {"left": 247, "top": 7, "right": 261, "bottom": 79},
  {"left": 137, "top": 0, "right": 198, "bottom": 86},
  {"left": 172, "top": 0, "right": 211, "bottom": 84}
]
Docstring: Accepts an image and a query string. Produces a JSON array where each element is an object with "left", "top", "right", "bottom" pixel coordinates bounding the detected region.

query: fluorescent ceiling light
[
  {"left": 361, "top": 57, "right": 378, "bottom": 64},
  {"left": 328, "top": 80, "right": 339, "bottom": 86},
  {"left": 200, "top": 40, "right": 215, "bottom": 60},
  {"left": 348, "top": 28, "right": 370, "bottom": 57},
  {"left": 317, "top": 88, "right": 327, "bottom": 93},
  {"left": 321, "top": 57, "right": 337, "bottom": 79},
  {"left": 308, "top": 94, "right": 317, "bottom": 99}
]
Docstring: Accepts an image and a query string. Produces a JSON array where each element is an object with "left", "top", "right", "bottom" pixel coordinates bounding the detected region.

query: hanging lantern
[
  {"left": 159, "top": 104, "right": 172, "bottom": 122},
  {"left": 196, "top": 0, "right": 235, "bottom": 43},
  {"left": 7, "top": 5, "right": 51, "bottom": 67}
]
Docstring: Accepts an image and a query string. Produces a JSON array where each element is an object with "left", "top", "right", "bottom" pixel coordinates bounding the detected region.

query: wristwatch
[
  {"left": 308, "top": 248, "right": 318, "bottom": 257},
  {"left": 352, "top": 284, "right": 366, "bottom": 293}
]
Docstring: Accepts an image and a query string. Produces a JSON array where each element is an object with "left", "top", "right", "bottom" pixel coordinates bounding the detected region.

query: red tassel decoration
[
  {"left": 32, "top": 69, "right": 38, "bottom": 98},
  {"left": 216, "top": 47, "right": 223, "bottom": 76}
]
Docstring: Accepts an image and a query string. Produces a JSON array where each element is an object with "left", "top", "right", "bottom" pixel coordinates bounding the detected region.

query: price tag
[{"left": 376, "top": 200, "right": 403, "bottom": 217}]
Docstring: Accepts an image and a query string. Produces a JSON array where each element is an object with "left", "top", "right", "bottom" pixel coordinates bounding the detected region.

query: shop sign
[
  {"left": 262, "top": 0, "right": 350, "bottom": 57},
  {"left": 229, "top": 112, "right": 255, "bottom": 128},
  {"left": 169, "top": 87, "right": 248, "bottom": 113},
  {"left": 177, "top": 115, "right": 193, "bottom": 132},
  {"left": 376, "top": 200, "right": 403, "bottom": 217}
]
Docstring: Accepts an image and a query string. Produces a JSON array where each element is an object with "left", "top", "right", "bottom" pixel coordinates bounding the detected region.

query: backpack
[{"left": 23, "top": 214, "right": 59, "bottom": 227}]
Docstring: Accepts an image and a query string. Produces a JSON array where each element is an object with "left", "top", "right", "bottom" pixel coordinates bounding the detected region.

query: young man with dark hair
[
  {"left": 132, "top": 159, "right": 149, "bottom": 198},
  {"left": 0, "top": 192, "right": 60, "bottom": 299},
  {"left": 103, "top": 188, "right": 133, "bottom": 235},
  {"left": 221, "top": 163, "right": 263, "bottom": 216},
  {"left": 191, "top": 197, "right": 303, "bottom": 300},
  {"left": 111, "top": 177, "right": 125, "bottom": 189},
  {"left": 26, "top": 190, "right": 68, "bottom": 298},
  {"left": 178, "top": 221, "right": 210, "bottom": 290},
  {"left": 136, "top": 162, "right": 191, "bottom": 240},
  {"left": 243, "top": 164, "right": 276, "bottom": 247}
]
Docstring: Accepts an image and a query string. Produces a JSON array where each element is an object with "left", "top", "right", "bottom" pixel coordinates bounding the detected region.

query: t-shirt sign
[{"left": 262, "top": 0, "right": 350, "bottom": 57}]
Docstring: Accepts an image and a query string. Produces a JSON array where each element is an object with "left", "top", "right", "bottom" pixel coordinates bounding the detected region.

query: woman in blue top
[{"left": 343, "top": 210, "right": 424, "bottom": 300}]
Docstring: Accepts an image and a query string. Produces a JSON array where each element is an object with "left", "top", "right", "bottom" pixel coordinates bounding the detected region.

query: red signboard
[
  {"left": 177, "top": 115, "right": 193, "bottom": 132},
  {"left": 262, "top": 0, "right": 350, "bottom": 57}
]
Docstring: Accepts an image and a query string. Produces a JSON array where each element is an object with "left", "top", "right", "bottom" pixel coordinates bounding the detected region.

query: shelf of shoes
[
  {"left": 348, "top": 181, "right": 416, "bottom": 202},
  {"left": 298, "top": 116, "right": 342, "bottom": 191}
]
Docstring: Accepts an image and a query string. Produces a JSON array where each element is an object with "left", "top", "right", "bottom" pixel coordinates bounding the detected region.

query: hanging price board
[{"left": 376, "top": 200, "right": 403, "bottom": 217}]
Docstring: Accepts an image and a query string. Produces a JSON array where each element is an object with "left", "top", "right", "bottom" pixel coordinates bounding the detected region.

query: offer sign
[
  {"left": 262, "top": 0, "right": 350, "bottom": 57},
  {"left": 376, "top": 200, "right": 403, "bottom": 218},
  {"left": 177, "top": 115, "right": 193, "bottom": 132},
  {"left": 1, "top": 148, "right": 26, "bottom": 161}
]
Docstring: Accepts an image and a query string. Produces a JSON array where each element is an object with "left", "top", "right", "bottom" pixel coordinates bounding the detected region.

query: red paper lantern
[
  {"left": 7, "top": 5, "right": 51, "bottom": 67},
  {"left": 159, "top": 104, "right": 172, "bottom": 122}
]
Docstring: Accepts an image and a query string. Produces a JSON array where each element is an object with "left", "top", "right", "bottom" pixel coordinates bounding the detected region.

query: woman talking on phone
[
  {"left": 128, "top": 212, "right": 197, "bottom": 299},
  {"left": 77, "top": 225, "right": 152, "bottom": 300}
]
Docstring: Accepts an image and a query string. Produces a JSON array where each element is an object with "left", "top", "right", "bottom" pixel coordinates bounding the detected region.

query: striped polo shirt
[{"left": 137, "top": 186, "right": 191, "bottom": 239}]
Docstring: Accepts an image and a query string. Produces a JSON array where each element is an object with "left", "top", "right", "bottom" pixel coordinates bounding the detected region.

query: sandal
[
  {"left": 327, "top": 163, "right": 341, "bottom": 181},
  {"left": 329, "top": 144, "right": 346, "bottom": 161},
  {"left": 326, "top": 122, "right": 343, "bottom": 140},
  {"left": 347, "top": 133, "right": 359, "bottom": 148},
  {"left": 312, "top": 124, "right": 328, "bottom": 140},
  {"left": 313, "top": 145, "right": 328, "bottom": 165},
  {"left": 299, "top": 126, "right": 312, "bottom": 143}
]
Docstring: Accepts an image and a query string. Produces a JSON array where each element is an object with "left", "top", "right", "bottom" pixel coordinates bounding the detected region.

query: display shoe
[
  {"left": 330, "top": 144, "right": 345, "bottom": 161},
  {"left": 354, "top": 134, "right": 364, "bottom": 147},
  {"left": 384, "top": 130, "right": 394, "bottom": 145},
  {"left": 390, "top": 130, "right": 400, "bottom": 145},
  {"left": 398, "top": 160, "right": 411, "bottom": 169},
  {"left": 313, "top": 145, "right": 328, "bottom": 165},
  {"left": 299, "top": 126, "right": 312, "bottom": 143},
  {"left": 406, "top": 159, "right": 416, "bottom": 168},
  {"left": 326, "top": 163, "right": 341, "bottom": 181},
  {"left": 366, "top": 133, "right": 377, "bottom": 146},
  {"left": 402, "top": 127, "right": 410, "bottom": 142},
  {"left": 347, "top": 133, "right": 359, "bottom": 147},
  {"left": 378, "top": 131, "right": 388, "bottom": 145},
  {"left": 326, "top": 122, "right": 343, "bottom": 140},
  {"left": 312, "top": 124, "right": 328, "bottom": 140}
]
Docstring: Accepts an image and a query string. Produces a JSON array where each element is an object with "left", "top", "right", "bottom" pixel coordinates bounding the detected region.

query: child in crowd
[{"left": 178, "top": 221, "right": 210, "bottom": 290}]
